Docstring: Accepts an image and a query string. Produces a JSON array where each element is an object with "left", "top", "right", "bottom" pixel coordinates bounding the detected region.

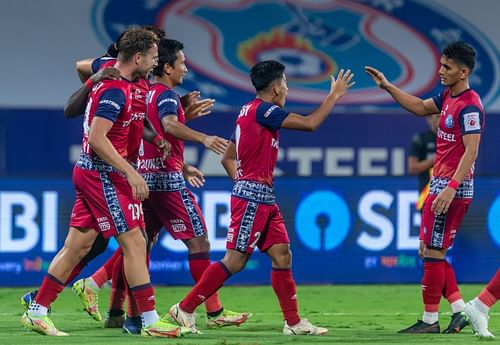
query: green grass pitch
[{"left": 2, "top": 285, "right": 498, "bottom": 344}]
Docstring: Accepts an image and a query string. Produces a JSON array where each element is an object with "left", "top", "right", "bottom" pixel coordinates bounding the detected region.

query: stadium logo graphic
[
  {"left": 295, "top": 191, "right": 350, "bottom": 251},
  {"left": 93, "top": 0, "right": 500, "bottom": 110}
]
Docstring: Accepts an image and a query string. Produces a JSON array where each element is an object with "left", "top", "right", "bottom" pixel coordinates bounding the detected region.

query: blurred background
[{"left": 0, "top": 0, "right": 499, "bottom": 286}]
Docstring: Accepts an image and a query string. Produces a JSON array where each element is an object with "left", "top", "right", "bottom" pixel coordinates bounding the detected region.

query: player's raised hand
[
  {"left": 90, "top": 67, "right": 121, "bottom": 84},
  {"left": 364, "top": 66, "right": 390, "bottom": 89},
  {"left": 180, "top": 90, "right": 201, "bottom": 109},
  {"left": 203, "top": 135, "right": 229, "bottom": 155},
  {"left": 126, "top": 170, "right": 149, "bottom": 201},
  {"left": 182, "top": 164, "right": 205, "bottom": 188},
  {"left": 185, "top": 98, "right": 215, "bottom": 121},
  {"left": 330, "top": 69, "right": 355, "bottom": 100}
]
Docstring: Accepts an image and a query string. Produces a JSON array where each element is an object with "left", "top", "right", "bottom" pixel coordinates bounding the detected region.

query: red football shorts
[
  {"left": 419, "top": 194, "right": 471, "bottom": 249},
  {"left": 70, "top": 166, "right": 145, "bottom": 238},
  {"left": 142, "top": 188, "right": 207, "bottom": 241},
  {"left": 226, "top": 196, "right": 289, "bottom": 255}
]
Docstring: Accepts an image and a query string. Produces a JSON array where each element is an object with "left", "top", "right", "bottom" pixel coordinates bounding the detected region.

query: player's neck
[
  {"left": 256, "top": 92, "right": 276, "bottom": 105},
  {"left": 154, "top": 75, "right": 175, "bottom": 89},
  {"left": 448, "top": 79, "right": 470, "bottom": 96},
  {"left": 113, "top": 61, "right": 135, "bottom": 81}
]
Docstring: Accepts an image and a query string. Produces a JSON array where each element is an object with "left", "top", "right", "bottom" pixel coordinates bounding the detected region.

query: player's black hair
[
  {"left": 250, "top": 60, "right": 285, "bottom": 92},
  {"left": 117, "top": 27, "right": 159, "bottom": 62},
  {"left": 107, "top": 26, "right": 166, "bottom": 58},
  {"left": 152, "top": 38, "right": 184, "bottom": 77},
  {"left": 443, "top": 41, "right": 476, "bottom": 71}
]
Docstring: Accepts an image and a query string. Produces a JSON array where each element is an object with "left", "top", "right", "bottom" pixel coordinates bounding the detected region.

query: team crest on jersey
[
  {"left": 92, "top": 0, "right": 500, "bottom": 110},
  {"left": 445, "top": 114, "right": 454, "bottom": 128}
]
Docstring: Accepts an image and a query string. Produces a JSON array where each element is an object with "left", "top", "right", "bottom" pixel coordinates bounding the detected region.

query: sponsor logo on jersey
[
  {"left": 437, "top": 128, "right": 456, "bottom": 142},
  {"left": 264, "top": 105, "right": 279, "bottom": 118},
  {"left": 158, "top": 98, "right": 177, "bottom": 108},
  {"left": 99, "top": 99, "right": 120, "bottom": 110}
]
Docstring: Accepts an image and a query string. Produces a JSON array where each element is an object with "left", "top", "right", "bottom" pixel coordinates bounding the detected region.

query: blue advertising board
[
  {"left": 1, "top": 109, "right": 500, "bottom": 177},
  {"left": 1, "top": 177, "right": 499, "bottom": 286}
]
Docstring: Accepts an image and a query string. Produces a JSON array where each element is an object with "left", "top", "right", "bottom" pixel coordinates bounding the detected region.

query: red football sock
[
  {"left": 35, "top": 274, "right": 65, "bottom": 308},
  {"left": 127, "top": 285, "right": 140, "bottom": 317},
  {"left": 422, "top": 258, "right": 446, "bottom": 312},
  {"left": 91, "top": 248, "right": 121, "bottom": 288},
  {"left": 109, "top": 253, "right": 126, "bottom": 311},
  {"left": 443, "top": 260, "right": 462, "bottom": 303},
  {"left": 121, "top": 266, "right": 139, "bottom": 317},
  {"left": 189, "top": 252, "right": 223, "bottom": 313},
  {"left": 271, "top": 268, "right": 300, "bottom": 326},
  {"left": 479, "top": 269, "right": 500, "bottom": 307},
  {"left": 64, "top": 261, "right": 85, "bottom": 285},
  {"left": 130, "top": 283, "right": 156, "bottom": 313},
  {"left": 180, "top": 261, "right": 231, "bottom": 313}
]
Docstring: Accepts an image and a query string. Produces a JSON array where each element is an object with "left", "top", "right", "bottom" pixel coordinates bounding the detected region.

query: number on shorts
[
  {"left": 249, "top": 231, "right": 262, "bottom": 249},
  {"left": 128, "top": 203, "right": 143, "bottom": 221}
]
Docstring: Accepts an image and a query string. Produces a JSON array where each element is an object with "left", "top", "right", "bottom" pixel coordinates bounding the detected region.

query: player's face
[
  {"left": 169, "top": 50, "right": 188, "bottom": 86},
  {"left": 138, "top": 45, "right": 159, "bottom": 79},
  {"left": 274, "top": 74, "right": 288, "bottom": 108},
  {"left": 438, "top": 55, "right": 468, "bottom": 87}
]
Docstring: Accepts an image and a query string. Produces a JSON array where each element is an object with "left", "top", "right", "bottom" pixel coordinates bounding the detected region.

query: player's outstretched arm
[
  {"left": 281, "top": 68, "right": 355, "bottom": 131},
  {"left": 161, "top": 114, "right": 229, "bottom": 155},
  {"left": 365, "top": 66, "right": 438, "bottom": 116},
  {"left": 76, "top": 58, "right": 96, "bottom": 83},
  {"left": 64, "top": 68, "right": 121, "bottom": 118},
  {"left": 221, "top": 142, "right": 237, "bottom": 180}
]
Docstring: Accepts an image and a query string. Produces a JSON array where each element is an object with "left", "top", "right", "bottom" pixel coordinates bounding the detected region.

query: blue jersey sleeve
[
  {"left": 459, "top": 105, "right": 484, "bottom": 134},
  {"left": 157, "top": 90, "right": 180, "bottom": 120},
  {"left": 94, "top": 88, "right": 126, "bottom": 122},
  {"left": 229, "top": 129, "right": 236, "bottom": 143},
  {"left": 432, "top": 92, "right": 444, "bottom": 111},
  {"left": 91, "top": 56, "right": 116, "bottom": 73},
  {"left": 255, "top": 102, "right": 289, "bottom": 130}
]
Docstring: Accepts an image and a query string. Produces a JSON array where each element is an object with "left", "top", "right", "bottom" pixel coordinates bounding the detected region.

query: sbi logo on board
[
  {"left": 294, "top": 189, "right": 421, "bottom": 252},
  {"left": 487, "top": 196, "right": 500, "bottom": 246}
]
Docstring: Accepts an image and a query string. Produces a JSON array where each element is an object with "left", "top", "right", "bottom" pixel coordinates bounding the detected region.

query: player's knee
[
  {"left": 185, "top": 236, "right": 210, "bottom": 253},
  {"left": 221, "top": 251, "right": 248, "bottom": 273},
  {"left": 118, "top": 229, "right": 147, "bottom": 257},
  {"left": 82, "top": 236, "right": 109, "bottom": 264}
]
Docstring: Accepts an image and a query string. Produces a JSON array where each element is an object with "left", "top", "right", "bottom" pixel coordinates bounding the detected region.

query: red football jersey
[
  {"left": 92, "top": 57, "right": 147, "bottom": 163},
  {"left": 138, "top": 83, "right": 185, "bottom": 173},
  {"left": 81, "top": 79, "right": 133, "bottom": 159},
  {"left": 432, "top": 88, "right": 484, "bottom": 180},
  {"left": 233, "top": 98, "right": 289, "bottom": 187}
]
